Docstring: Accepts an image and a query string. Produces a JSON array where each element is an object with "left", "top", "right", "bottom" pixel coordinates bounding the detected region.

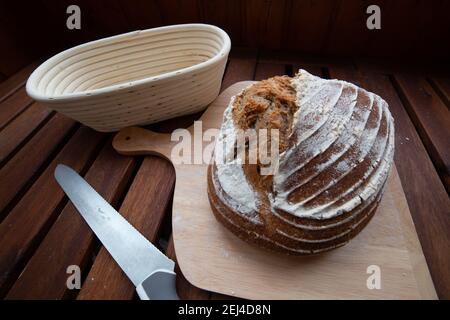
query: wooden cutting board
[{"left": 113, "top": 81, "right": 437, "bottom": 299}]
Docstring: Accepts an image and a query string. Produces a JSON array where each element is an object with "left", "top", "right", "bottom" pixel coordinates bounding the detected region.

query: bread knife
[{"left": 54, "top": 164, "right": 178, "bottom": 300}]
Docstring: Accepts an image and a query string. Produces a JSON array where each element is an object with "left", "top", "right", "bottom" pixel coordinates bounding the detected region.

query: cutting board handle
[{"left": 112, "top": 126, "right": 173, "bottom": 159}]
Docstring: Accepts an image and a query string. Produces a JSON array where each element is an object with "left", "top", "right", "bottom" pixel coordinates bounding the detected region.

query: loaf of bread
[{"left": 207, "top": 70, "right": 395, "bottom": 255}]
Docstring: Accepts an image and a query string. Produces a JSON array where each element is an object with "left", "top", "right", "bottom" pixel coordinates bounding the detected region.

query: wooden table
[{"left": 0, "top": 48, "right": 449, "bottom": 300}]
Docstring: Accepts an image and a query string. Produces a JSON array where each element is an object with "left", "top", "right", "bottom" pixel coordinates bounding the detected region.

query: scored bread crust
[{"left": 207, "top": 70, "right": 395, "bottom": 255}]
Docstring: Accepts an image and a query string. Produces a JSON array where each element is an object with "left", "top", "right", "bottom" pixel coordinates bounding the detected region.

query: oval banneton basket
[{"left": 26, "top": 24, "right": 231, "bottom": 132}]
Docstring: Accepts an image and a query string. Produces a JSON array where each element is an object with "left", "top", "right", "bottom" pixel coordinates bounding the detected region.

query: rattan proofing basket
[{"left": 26, "top": 24, "right": 231, "bottom": 132}]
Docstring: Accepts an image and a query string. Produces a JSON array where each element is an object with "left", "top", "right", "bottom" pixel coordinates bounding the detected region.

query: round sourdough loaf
[{"left": 207, "top": 70, "right": 395, "bottom": 255}]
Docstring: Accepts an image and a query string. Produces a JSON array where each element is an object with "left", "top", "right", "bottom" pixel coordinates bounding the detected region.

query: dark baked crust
[{"left": 208, "top": 163, "right": 383, "bottom": 255}]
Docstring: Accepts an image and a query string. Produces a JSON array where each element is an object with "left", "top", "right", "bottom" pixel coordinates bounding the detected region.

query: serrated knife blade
[{"left": 54, "top": 164, "right": 178, "bottom": 300}]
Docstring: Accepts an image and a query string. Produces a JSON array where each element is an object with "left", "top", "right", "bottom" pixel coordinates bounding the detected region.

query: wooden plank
[
  {"left": 252, "top": 51, "right": 325, "bottom": 79},
  {"left": 77, "top": 156, "right": 175, "bottom": 299},
  {"left": 363, "top": 0, "right": 449, "bottom": 60},
  {"left": 258, "top": 49, "right": 351, "bottom": 67},
  {"left": 254, "top": 62, "right": 286, "bottom": 80},
  {"left": 0, "top": 62, "right": 39, "bottom": 103},
  {"left": 0, "top": 103, "right": 52, "bottom": 165},
  {"left": 198, "top": 0, "right": 243, "bottom": 46},
  {"left": 354, "top": 56, "right": 449, "bottom": 75},
  {"left": 0, "top": 114, "right": 76, "bottom": 214},
  {"left": 38, "top": 0, "right": 94, "bottom": 50},
  {"left": 328, "top": 65, "right": 364, "bottom": 86},
  {"left": 329, "top": 67, "right": 450, "bottom": 299},
  {"left": 429, "top": 77, "right": 450, "bottom": 109},
  {"left": 0, "top": 2, "right": 50, "bottom": 77},
  {"left": 284, "top": 0, "right": 336, "bottom": 53},
  {"left": 0, "top": 25, "right": 34, "bottom": 79},
  {"left": 256, "top": 0, "right": 288, "bottom": 50},
  {"left": 0, "top": 126, "right": 105, "bottom": 297},
  {"left": 324, "top": 0, "right": 377, "bottom": 57},
  {"left": 165, "top": 235, "right": 211, "bottom": 300},
  {"left": 158, "top": 0, "right": 200, "bottom": 25},
  {"left": 238, "top": 0, "right": 289, "bottom": 50},
  {"left": 79, "top": 0, "right": 130, "bottom": 37},
  {"left": 6, "top": 143, "right": 135, "bottom": 299},
  {"left": 0, "top": 88, "right": 33, "bottom": 130},
  {"left": 149, "top": 112, "right": 204, "bottom": 135},
  {"left": 220, "top": 48, "right": 257, "bottom": 91},
  {"left": 2, "top": 1, "right": 450, "bottom": 66},
  {"left": 393, "top": 75, "right": 450, "bottom": 193},
  {"left": 118, "top": 0, "right": 163, "bottom": 30}
]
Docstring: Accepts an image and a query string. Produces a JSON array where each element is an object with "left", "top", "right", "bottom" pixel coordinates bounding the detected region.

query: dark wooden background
[{"left": 1, "top": 0, "right": 449, "bottom": 80}]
